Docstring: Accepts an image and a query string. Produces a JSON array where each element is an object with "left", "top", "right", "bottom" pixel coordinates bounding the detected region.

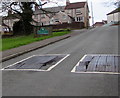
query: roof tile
[
  {"left": 107, "top": 7, "right": 120, "bottom": 15},
  {"left": 65, "top": 2, "right": 86, "bottom": 9}
]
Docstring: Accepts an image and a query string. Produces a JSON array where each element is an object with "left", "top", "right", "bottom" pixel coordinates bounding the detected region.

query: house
[
  {"left": 32, "top": 6, "right": 69, "bottom": 26},
  {"left": 102, "top": 20, "right": 107, "bottom": 24},
  {"left": 65, "top": 0, "right": 89, "bottom": 27},
  {"left": 93, "top": 20, "right": 107, "bottom": 27},
  {"left": 3, "top": 16, "right": 19, "bottom": 31},
  {"left": 33, "top": 0, "right": 90, "bottom": 28},
  {"left": 2, "top": 11, "right": 20, "bottom": 31},
  {"left": 93, "top": 22, "right": 105, "bottom": 27},
  {"left": 1, "top": 17, "right": 13, "bottom": 35},
  {"left": 3, "top": 0, "right": 90, "bottom": 31},
  {"left": 107, "top": 7, "right": 120, "bottom": 23}
]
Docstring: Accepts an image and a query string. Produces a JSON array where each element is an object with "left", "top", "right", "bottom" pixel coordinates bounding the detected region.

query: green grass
[{"left": 1, "top": 31, "right": 71, "bottom": 51}]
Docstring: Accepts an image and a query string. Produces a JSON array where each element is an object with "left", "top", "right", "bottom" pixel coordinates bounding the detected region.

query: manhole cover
[
  {"left": 71, "top": 54, "right": 120, "bottom": 74},
  {"left": 2, "top": 54, "right": 70, "bottom": 71}
]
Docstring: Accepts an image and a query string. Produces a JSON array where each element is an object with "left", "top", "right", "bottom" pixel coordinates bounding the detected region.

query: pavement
[
  {"left": 2, "top": 25, "right": 119, "bottom": 96},
  {"left": 1, "top": 29, "right": 87, "bottom": 62}
]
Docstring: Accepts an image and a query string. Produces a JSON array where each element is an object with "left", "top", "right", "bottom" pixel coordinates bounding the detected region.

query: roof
[
  {"left": 94, "top": 22, "right": 104, "bottom": 24},
  {"left": 107, "top": 7, "right": 120, "bottom": 15},
  {"left": 34, "top": 6, "right": 65, "bottom": 15},
  {"left": 2, "top": 13, "right": 20, "bottom": 20},
  {"left": 65, "top": 2, "right": 86, "bottom": 9},
  {"left": 34, "top": 2, "right": 87, "bottom": 14},
  {"left": 93, "top": 22, "right": 104, "bottom": 26}
]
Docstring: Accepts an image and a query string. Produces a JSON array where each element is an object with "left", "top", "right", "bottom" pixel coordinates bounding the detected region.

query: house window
[
  {"left": 67, "top": 10, "right": 71, "bottom": 14},
  {"left": 76, "top": 17, "right": 84, "bottom": 22},
  {"left": 41, "top": 23, "right": 44, "bottom": 26},
  {"left": 41, "top": 21, "right": 47, "bottom": 26},
  {"left": 76, "top": 9, "right": 81, "bottom": 13},
  {"left": 41, "top": 14, "right": 45, "bottom": 18},
  {"left": 63, "top": 15, "right": 67, "bottom": 19},
  {"left": 55, "top": 19, "right": 59, "bottom": 22},
  {"left": 34, "top": 15, "right": 38, "bottom": 19},
  {"left": 44, "top": 21, "right": 46, "bottom": 25}
]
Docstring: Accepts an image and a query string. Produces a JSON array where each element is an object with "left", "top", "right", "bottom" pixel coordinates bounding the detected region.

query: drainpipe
[{"left": 113, "top": 13, "right": 114, "bottom": 22}]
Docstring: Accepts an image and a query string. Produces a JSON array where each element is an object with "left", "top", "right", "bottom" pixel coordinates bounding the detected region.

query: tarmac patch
[
  {"left": 71, "top": 54, "right": 120, "bottom": 74},
  {"left": 2, "top": 54, "right": 70, "bottom": 71}
]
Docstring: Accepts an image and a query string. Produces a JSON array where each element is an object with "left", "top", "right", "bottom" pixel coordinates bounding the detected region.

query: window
[
  {"left": 63, "top": 15, "right": 67, "bottom": 19},
  {"left": 80, "top": 17, "right": 84, "bottom": 21},
  {"left": 34, "top": 15, "right": 38, "bottom": 19},
  {"left": 76, "top": 17, "right": 84, "bottom": 22},
  {"left": 41, "top": 23, "right": 44, "bottom": 26},
  {"left": 67, "top": 10, "right": 71, "bottom": 14},
  {"left": 76, "top": 9, "right": 81, "bottom": 13},
  {"left": 41, "top": 14, "right": 45, "bottom": 18},
  {"left": 55, "top": 19, "right": 59, "bottom": 22}
]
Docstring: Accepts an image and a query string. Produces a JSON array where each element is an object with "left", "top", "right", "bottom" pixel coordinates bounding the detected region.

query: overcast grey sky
[{"left": 43, "top": 0, "right": 117, "bottom": 25}]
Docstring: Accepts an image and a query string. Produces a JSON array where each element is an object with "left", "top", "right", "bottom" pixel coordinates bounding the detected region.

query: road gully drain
[
  {"left": 71, "top": 54, "right": 120, "bottom": 74},
  {"left": 2, "top": 54, "right": 70, "bottom": 71}
]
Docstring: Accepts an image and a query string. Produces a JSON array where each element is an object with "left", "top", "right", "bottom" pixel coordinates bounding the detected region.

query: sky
[{"left": 42, "top": 0, "right": 117, "bottom": 25}]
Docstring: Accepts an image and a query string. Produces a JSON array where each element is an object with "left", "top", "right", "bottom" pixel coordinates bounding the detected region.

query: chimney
[{"left": 66, "top": 0, "right": 70, "bottom": 6}]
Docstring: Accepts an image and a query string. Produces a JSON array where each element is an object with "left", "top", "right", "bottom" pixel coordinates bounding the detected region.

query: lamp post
[{"left": 91, "top": 1, "right": 94, "bottom": 27}]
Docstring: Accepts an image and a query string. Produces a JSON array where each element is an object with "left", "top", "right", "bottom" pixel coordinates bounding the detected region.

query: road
[{"left": 2, "top": 25, "right": 119, "bottom": 96}]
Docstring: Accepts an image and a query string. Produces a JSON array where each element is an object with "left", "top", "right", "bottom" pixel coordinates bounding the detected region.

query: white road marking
[
  {"left": 72, "top": 71, "right": 120, "bottom": 75},
  {"left": 47, "top": 54, "right": 70, "bottom": 71},
  {"left": 71, "top": 55, "right": 87, "bottom": 72},
  {"left": 1, "top": 54, "right": 70, "bottom": 72},
  {"left": 2, "top": 55, "right": 36, "bottom": 70}
]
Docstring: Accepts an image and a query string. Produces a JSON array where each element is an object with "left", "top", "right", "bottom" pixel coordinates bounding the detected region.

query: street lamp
[{"left": 91, "top": 1, "right": 94, "bottom": 27}]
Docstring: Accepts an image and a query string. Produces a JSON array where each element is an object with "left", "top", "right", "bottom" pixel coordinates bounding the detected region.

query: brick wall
[{"left": 35, "top": 22, "right": 84, "bottom": 30}]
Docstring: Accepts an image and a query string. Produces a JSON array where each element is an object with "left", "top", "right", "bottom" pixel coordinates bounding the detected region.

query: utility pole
[
  {"left": 91, "top": 1, "right": 94, "bottom": 27},
  {"left": 86, "top": 0, "right": 89, "bottom": 28}
]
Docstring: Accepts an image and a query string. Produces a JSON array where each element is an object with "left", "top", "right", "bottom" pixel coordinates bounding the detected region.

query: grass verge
[{"left": 1, "top": 31, "right": 70, "bottom": 51}]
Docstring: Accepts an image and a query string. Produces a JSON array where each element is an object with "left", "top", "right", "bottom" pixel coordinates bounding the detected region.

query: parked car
[{"left": 1, "top": 26, "right": 13, "bottom": 35}]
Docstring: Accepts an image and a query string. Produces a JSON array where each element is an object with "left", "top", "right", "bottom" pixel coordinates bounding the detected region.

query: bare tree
[
  {"left": 1, "top": 0, "right": 64, "bottom": 35},
  {"left": 1, "top": 0, "right": 51, "bottom": 35},
  {"left": 103, "top": 0, "right": 120, "bottom": 8}
]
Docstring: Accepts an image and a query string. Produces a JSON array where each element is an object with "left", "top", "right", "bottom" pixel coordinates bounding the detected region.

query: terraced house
[
  {"left": 33, "top": 0, "right": 90, "bottom": 28},
  {"left": 2, "top": 0, "right": 90, "bottom": 33}
]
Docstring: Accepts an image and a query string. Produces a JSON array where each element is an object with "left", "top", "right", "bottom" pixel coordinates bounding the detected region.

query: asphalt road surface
[{"left": 2, "top": 25, "right": 119, "bottom": 96}]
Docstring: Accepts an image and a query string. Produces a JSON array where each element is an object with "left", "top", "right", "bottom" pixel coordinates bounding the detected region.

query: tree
[
  {"left": 114, "top": 0, "right": 120, "bottom": 7},
  {"left": 1, "top": 0, "right": 64, "bottom": 35},
  {"left": 1, "top": 0, "right": 49, "bottom": 35},
  {"left": 13, "top": 2, "right": 34, "bottom": 35},
  {"left": 104, "top": 0, "right": 120, "bottom": 8}
]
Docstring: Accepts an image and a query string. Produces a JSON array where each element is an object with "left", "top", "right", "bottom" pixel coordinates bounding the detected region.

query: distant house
[
  {"left": 102, "top": 20, "right": 107, "bottom": 24},
  {"left": 33, "top": 0, "right": 90, "bottom": 28},
  {"left": 32, "top": 6, "right": 69, "bottom": 26},
  {"left": 93, "top": 20, "right": 107, "bottom": 27},
  {"left": 2, "top": 11, "right": 20, "bottom": 31},
  {"left": 107, "top": 7, "right": 120, "bottom": 23},
  {"left": 93, "top": 22, "right": 105, "bottom": 27}
]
